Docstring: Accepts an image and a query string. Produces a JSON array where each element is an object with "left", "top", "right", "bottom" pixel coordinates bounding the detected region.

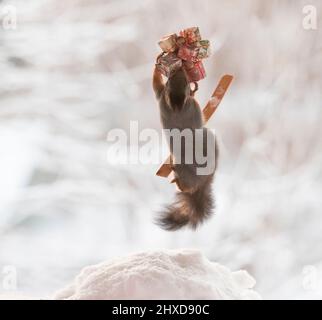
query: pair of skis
[{"left": 156, "top": 74, "right": 234, "bottom": 178}]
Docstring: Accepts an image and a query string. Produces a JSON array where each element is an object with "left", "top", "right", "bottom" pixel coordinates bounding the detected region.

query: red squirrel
[{"left": 153, "top": 63, "right": 218, "bottom": 230}]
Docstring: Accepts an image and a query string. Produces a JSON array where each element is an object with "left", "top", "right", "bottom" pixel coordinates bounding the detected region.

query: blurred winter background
[{"left": 0, "top": 0, "right": 321, "bottom": 299}]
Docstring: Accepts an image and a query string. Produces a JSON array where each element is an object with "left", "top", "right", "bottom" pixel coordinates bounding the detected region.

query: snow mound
[{"left": 54, "top": 249, "right": 261, "bottom": 300}]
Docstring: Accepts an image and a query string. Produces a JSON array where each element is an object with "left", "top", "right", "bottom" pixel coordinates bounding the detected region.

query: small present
[
  {"left": 195, "top": 40, "right": 211, "bottom": 59},
  {"left": 156, "top": 53, "right": 182, "bottom": 77},
  {"left": 177, "top": 44, "right": 199, "bottom": 62},
  {"left": 158, "top": 34, "right": 178, "bottom": 53},
  {"left": 179, "top": 27, "right": 201, "bottom": 44},
  {"left": 183, "top": 60, "right": 206, "bottom": 82},
  {"left": 197, "top": 46, "right": 211, "bottom": 59}
]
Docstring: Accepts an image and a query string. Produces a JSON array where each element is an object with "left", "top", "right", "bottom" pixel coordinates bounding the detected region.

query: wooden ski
[{"left": 156, "top": 74, "right": 233, "bottom": 178}]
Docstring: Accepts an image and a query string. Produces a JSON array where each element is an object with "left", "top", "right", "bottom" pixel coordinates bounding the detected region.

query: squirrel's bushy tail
[{"left": 156, "top": 181, "right": 214, "bottom": 231}]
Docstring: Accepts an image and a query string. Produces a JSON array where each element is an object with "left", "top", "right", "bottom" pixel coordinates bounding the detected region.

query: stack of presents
[{"left": 156, "top": 27, "right": 211, "bottom": 82}]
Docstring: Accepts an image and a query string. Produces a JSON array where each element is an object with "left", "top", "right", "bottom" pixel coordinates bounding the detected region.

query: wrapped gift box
[
  {"left": 183, "top": 60, "right": 206, "bottom": 82},
  {"left": 196, "top": 40, "right": 211, "bottom": 59},
  {"left": 179, "top": 27, "right": 201, "bottom": 44},
  {"left": 177, "top": 44, "right": 199, "bottom": 62},
  {"left": 158, "top": 34, "right": 178, "bottom": 53},
  {"left": 156, "top": 53, "right": 182, "bottom": 77},
  {"left": 197, "top": 46, "right": 211, "bottom": 59}
]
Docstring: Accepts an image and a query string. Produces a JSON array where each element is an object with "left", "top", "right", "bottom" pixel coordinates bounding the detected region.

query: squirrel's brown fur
[{"left": 153, "top": 66, "right": 218, "bottom": 230}]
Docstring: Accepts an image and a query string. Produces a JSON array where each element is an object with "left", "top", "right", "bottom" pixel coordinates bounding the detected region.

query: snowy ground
[
  {"left": 0, "top": 0, "right": 322, "bottom": 299},
  {"left": 54, "top": 249, "right": 261, "bottom": 300}
]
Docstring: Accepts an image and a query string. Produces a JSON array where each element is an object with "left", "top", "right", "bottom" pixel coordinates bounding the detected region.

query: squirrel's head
[{"left": 165, "top": 68, "right": 190, "bottom": 111}]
